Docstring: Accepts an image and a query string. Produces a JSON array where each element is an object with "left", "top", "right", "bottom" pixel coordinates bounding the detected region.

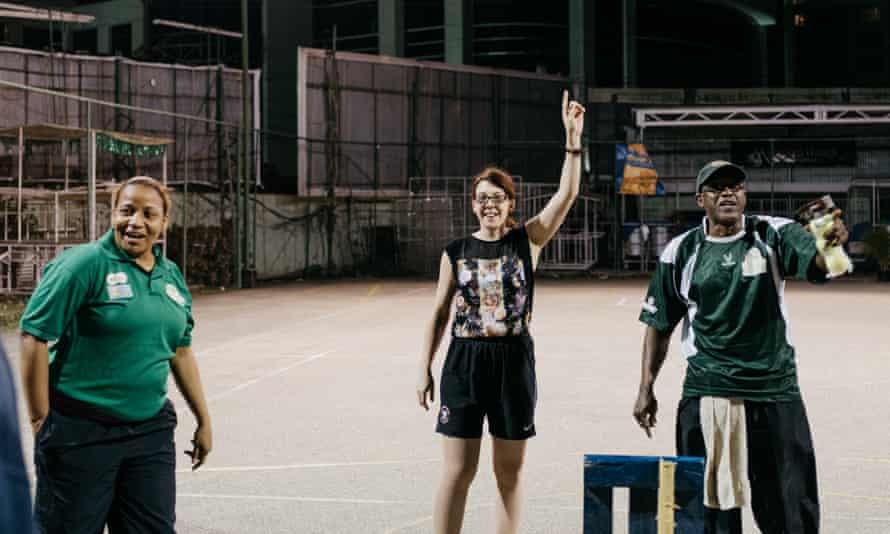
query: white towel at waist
[{"left": 699, "top": 396, "right": 750, "bottom": 510}]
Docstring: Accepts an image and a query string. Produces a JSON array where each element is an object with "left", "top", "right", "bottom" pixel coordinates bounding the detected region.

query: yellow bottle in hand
[{"left": 809, "top": 213, "right": 852, "bottom": 278}]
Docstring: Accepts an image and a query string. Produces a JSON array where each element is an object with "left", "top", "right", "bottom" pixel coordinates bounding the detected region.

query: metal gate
[{"left": 396, "top": 177, "right": 603, "bottom": 275}]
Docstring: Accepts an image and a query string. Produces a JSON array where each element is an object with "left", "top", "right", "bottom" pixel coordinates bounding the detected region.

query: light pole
[{"left": 240, "top": 0, "right": 252, "bottom": 288}]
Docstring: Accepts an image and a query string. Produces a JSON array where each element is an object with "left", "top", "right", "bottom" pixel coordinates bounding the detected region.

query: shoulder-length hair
[{"left": 471, "top": 166, "right": 518, "bottom": 229}]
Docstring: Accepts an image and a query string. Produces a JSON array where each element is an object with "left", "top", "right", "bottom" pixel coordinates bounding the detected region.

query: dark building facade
[{"left": 305, "top": 0, "right": 890, "bottom": 88}]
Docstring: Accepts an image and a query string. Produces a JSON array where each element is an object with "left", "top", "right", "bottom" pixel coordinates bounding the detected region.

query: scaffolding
[
  {"left": 0, "top": 122, "right": 172, "bottom": 294},
  {"left": 0, "top": 53, "right": 257, "bottom": 290},
  {"left": 615, "top": 104, "right": 890, "bottom": 272}
]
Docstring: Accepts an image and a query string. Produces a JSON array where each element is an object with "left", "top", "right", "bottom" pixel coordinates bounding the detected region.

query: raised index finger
[{"left": 562, "top": 89, "right": 568, "bottom": 117}]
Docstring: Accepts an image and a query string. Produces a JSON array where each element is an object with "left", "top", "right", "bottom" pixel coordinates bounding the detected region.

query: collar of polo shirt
[{"left": 99, "top": 230, "right": 168, "bottom": 278}]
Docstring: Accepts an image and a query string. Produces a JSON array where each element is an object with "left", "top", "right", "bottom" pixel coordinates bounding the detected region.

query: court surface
[{"left": 7, "top": 277, "right": 889, "bottom": 533}]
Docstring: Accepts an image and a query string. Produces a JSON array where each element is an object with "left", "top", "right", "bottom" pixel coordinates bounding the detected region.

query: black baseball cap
[{"left": 695, "top": 160, "right": 747, "bottom": 193}]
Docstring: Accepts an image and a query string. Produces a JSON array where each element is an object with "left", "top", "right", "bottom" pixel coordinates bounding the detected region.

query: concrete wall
[{"left": 167, "top": 192, "right": 398, "bottom": 283}]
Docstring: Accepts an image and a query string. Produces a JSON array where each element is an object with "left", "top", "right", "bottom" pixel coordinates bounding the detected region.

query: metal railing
[
  {"left": 0, "top": 242, "right": 81, "bottom": 294},
  {"left": 396, "top": 177, "right": 603, "bottom": 274}
]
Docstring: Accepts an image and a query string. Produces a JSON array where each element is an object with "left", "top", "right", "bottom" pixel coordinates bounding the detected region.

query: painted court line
[
  {"left": 177, "top": 458, "right": 439, "bottom": 474},
  {"left": 810, "top": 380, "right": 890, "bottom": 390},
  {"left": 196, "top": 286, "right": 426, "bottom": 359},
  {"left": 208, "top": 352, "right": 328, "bottom": 401},
  {"left": 178, "top": 493, "right": 415, "bottom": 505},
  {"left": 839, "top": 457, "right": 890, "bottom": 465},
  {"left": 382, "top": 498, "right": 592, "bottom": 534},
  {"left": 825, "top": 513, "right": 890, "bottom": 523},
  {"left": 383, "top": 504, "right": 492, "bottom": 534},
  {"left": 825, "top": 491, "right": 890, "bottom": 503}
]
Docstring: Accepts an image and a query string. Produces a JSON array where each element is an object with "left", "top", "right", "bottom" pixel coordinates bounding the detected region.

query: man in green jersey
[{"left": 633, "top": 161, "right": 848, "bottom": 534}]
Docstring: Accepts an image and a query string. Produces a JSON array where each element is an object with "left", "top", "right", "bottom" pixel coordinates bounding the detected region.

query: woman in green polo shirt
[{"left": 19, "top": 175, "right": 212, "bottom": 534}]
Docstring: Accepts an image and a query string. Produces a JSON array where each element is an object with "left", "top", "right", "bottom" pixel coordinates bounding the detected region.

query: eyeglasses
[
  {"left": 474, "top": 193, "right": 509, "bottom": 205},
  {"left": 701, "top": 183, "right": 745, "bottom": 195}
]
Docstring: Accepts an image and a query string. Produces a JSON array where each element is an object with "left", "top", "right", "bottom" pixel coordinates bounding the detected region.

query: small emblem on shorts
[
  {"left": 641, "top": 296, "right": 658, "bottom": 314},
  {"left": 439, "top": 406, "right": 451, "bottom": 425},
  {"left": 523, "top": 423, "right": 534, "bottom": 433}
]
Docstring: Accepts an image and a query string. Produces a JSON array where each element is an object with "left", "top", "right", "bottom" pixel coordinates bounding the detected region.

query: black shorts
[{"left": 436, "top": 335, "right": 537, "bottom": 440}]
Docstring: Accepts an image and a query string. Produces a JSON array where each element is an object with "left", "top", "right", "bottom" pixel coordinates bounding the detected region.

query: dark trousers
[
  {"left": 34, "top": 401, "right": 177, "bottom": 534},
  {"left": 676, "top": 397, "right": 820, "bottom": 534}
]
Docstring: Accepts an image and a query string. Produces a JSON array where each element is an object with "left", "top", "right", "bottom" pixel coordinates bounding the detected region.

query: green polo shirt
[
  {"left": 20, "top": 231, "right": 194, "bottom": 421},
  {"left": 638, "top": 215, "right": 825, "bottom": 401}
]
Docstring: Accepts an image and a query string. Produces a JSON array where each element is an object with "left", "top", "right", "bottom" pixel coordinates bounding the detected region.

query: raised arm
[
  {"left": 812, "top": 211, "right": 849, "bottom": 275},
  {"left": 525, "top": 90, "right": 585, "bottom": 250},
  {"left": 416, "top": 252, "right": 456, "bottom": 411}
]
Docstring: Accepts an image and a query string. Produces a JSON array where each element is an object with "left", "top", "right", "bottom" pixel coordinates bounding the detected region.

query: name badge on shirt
[
  {"left": 107, "top": 284, "right": 134, "bottom": 300},
  {"left": 742, "top": 248, "right": 768, "bottom": 277},
  {"left": 106, "top": 272, "right": 128, "bottom": 285},
  {"left": 165, "top": 283, "right": 186, "bottom": 306}
]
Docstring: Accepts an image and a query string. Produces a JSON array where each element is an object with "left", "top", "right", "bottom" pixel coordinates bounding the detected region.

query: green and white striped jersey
[{"left": 639, "top": 215, "right": 826, "bottom": 401}]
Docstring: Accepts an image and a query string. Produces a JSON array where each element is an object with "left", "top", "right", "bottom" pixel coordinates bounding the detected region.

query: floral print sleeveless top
[{"left": 444, "top": 227, "right": 534, "bottom": 338}]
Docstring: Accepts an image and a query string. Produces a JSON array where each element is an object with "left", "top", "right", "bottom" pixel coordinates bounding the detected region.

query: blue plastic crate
[{"left": 583, "top": 454, "right": 705, "bottom": 534}]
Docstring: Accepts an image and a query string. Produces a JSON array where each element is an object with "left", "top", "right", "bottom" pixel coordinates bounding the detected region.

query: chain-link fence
[
  {"left": 1, "top": 44, "right": 889, "bottom": 290},
  {"left": 0, "top": 47, "right": 257, "bottom": 292}
]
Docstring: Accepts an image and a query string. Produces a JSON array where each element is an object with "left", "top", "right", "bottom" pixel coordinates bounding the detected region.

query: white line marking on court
[
  {"left": 825, "top": 491, "right": 890, "bottom": 503},
  {"left": 383, "top": 499, "right": 597, "bottom": 534},
  {"left": 367, "top": 283, "right": 381, "bottom": 297},
  {"left": 208, "top": 352, "right": 328, "bottom": 401},
  {"left": 178, "top": 493, "right": 414, "bottom": 505},
  {"left": 383, "top": 505, "right": 492, "bottom": 534},
  {"left": 383, "top": 515, "right": 434, "bottom": 534},
  {"left": 176, "top": 458, "right": 439, "bottom": 474},
  {"left": 196, "top": 287, "right": 426, "bottom": 359},
  {"left": 314, "top": 287, "right": 427, "bottom": 322},
  {"left": 825, "top": 513, "right": 890, "bottom": 522},
  {"left": 839, "top": 457, "right": 890, "bottom": 464},
  {"left": 809, "top": 380, "right": 890, "bottom": 390}
]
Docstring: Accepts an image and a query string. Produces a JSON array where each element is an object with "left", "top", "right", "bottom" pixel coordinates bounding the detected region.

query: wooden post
[
  {"left": 54, "top": 192, "right": 59, "bottom": 243},
  {"left": 17, "top": 126, "right": 23, "bottom": 242},
  {"left": 63, "top": 139, "right": 69, "bottom": 191},
  {"left": 657, "top": 459, "right": 677, "bottom": 534},
  {"left": 88, "top": 128, "right": 96, "bottom": 241}
]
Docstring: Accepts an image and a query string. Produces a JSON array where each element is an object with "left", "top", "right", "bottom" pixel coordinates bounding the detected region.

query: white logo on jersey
[
  {"left": 742, "top": 247, "right": 767, "bottom": 276},
  {"left": 721, "top": 253, "right": 736, "bottom": 268},
  {"left": 165, "top": 283, "right": 186, "bottom": 306},
  {"left": 641, "top": 296, "right": 658, "bottom": 314}
]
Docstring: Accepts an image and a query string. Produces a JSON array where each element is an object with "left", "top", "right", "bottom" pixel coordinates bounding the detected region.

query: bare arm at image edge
[{"left": 19, "top": 333, "right": 49, "bottom": 435}]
